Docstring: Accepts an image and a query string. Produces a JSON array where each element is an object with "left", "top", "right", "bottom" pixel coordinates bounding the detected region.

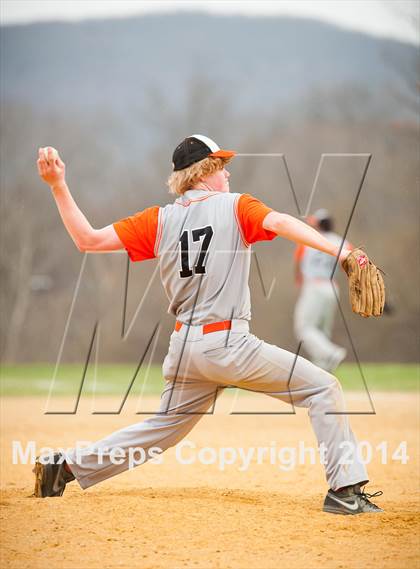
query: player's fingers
[
  {"left": 47, "top": 147, "right": 54, "bottom": 163},
  {"left": 357, "top": 266, "right": 365, "bottom": 315},
  {"left": 361, "top": 263, "right": 370, "bottom": 316},
  {"left": 365, "top": 261, "right": 371, "bottom": 315},
  {"left": 371, "top": 265, "right": 381, "bottom": 316},
  {"left": 38, "top": 147, "right": 46, "bottom": 162},
  {"left": 37, "top": 158, "right": 46, "bottom": 176},
  {"left": 40, "top": 147, "right": 54, "bottom": 167},
  {"left": 377, "top": 270, "right": 385, "bottom": 315},
  {"left": 47, "top": 147, "right": 62, "bottom": 169}
]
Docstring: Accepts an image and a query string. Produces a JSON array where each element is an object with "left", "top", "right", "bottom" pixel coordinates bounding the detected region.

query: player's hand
[{"left": 37, "top": 147, "right": 66, "bottom": 188}]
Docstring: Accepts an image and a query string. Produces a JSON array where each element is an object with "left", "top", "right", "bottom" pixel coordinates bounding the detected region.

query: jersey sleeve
[
  {"left": 235, "top": 193, "right": 277, "bottom": 245},
  {"left": 113, "top": 206, "right": 160, "bottom": 262}
]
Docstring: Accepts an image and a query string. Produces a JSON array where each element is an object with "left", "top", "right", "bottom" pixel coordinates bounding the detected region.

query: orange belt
[{"left": 175, "top": 320, "right": 232, "bottom": 334}]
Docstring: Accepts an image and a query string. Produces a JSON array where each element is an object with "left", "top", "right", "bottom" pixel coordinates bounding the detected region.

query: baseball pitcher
[{"left": 34, "top": 135, "right": 384, "bottom": 515}]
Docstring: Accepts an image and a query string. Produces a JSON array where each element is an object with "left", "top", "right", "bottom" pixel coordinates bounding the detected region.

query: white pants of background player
[
  {"left": 294, "top": 280, "right": 346, "bottom": 372},
  {"left": 65, "top": 320, "right": 368, "bottom": 492}
]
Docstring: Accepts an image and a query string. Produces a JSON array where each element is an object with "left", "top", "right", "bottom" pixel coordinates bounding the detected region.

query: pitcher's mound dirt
[{"left": 1, "top": 393, "right": 418, "bottom": 569}]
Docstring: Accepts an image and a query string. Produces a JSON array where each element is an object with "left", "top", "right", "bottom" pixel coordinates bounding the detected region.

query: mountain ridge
[{"left": 1, "top": 13, "right": 415, "bottom": 119}]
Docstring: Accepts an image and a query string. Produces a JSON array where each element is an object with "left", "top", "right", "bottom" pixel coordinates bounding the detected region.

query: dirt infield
[{"left": 1, "top": 392, "right": 419, "bottom": 569}]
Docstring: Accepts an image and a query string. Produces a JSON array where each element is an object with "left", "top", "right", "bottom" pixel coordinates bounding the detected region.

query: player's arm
[
  {"left": 263, "top": 211, "right": 351, "bottom": 263},
  {"left": 37, "top": 147, "right": 124, "bottom": 252}
]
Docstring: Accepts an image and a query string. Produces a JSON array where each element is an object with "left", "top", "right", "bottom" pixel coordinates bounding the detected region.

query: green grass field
[{"left": 0, "top": 363, "right": 418, "bottom": 396}]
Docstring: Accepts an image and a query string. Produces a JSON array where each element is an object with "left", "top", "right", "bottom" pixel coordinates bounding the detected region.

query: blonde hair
[{"left": 166, "top": 156, "right": 232, "bottom": 196}]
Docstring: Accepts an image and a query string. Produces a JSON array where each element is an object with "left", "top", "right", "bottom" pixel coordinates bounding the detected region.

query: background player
[
  {"left": 294, "top": 209, "right": 351, "bottom": 371},
  {"left": 34, "top": 136, "right": 383, "bottom": 515}
]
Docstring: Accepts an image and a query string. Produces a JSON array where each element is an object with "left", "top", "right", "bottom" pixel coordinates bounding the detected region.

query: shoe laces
[{"left": 357, "top": 486, "right": 383, "bottom": 504}]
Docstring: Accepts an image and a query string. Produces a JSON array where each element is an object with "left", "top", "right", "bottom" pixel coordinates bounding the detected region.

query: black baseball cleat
[
  {"left": 33, "top": 453, "right": 75, "bottom": 497},
  {"left": 323, "top": 484, "right": 383, "bottom": 515}
]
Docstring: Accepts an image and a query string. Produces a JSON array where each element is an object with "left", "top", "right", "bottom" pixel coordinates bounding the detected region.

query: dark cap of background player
[{"left": 313, "top": 208, "right": 334, "bottom": 232}]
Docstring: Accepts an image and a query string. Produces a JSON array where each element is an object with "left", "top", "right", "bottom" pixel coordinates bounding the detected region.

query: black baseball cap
[{"left": 172, "top": 134, "right": 236, "bottom": 171}]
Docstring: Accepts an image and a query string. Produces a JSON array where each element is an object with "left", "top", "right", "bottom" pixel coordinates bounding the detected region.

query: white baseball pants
[
  {"left": 66, "top": 320, "right": 368, "bottom": 491},
  {"left": 294, "top": 281, "right": 346, "bottom": 371}
]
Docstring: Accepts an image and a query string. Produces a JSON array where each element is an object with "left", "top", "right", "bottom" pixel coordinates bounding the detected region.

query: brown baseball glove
[{"left": 341, "top": 248, "right": 385, "bottom": 317}]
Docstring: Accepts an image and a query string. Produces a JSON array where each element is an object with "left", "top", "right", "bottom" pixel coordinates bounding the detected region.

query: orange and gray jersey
[
  {"left": 113, "top": 190, "right": 276, "bottom": 325},
  {"left": 295, "top": 232, "right": 350, "bottom": 282}
]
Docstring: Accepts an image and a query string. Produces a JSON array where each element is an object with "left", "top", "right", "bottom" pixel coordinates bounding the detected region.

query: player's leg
[
  {"left": 294, "top": 284, "right": 323, "bottom": 345},
  {"left": 261, "top": 343, "right": 367, "bottom": 491},
  {"left": 201, "top": 332, "right": 368, "bottom": 492},
  {"left": 294, "top": 284, "right": 329, "bottom": 367},
  {"left": 321, "top": 286, "right": 337, "bottom": 339},
  {"left": 320, "top": 285, "right": 347, "bottom": 371},
  {"left": 63, "top": 378, "right": 222, "bottom": 489},
  {"left": 295, "top": 283, "right": 344, "bottom": 370}
]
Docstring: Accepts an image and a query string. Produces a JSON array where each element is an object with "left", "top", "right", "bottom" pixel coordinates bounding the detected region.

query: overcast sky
[{"left": 1, "top": 0, "right": 418, "bottom": 44}]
